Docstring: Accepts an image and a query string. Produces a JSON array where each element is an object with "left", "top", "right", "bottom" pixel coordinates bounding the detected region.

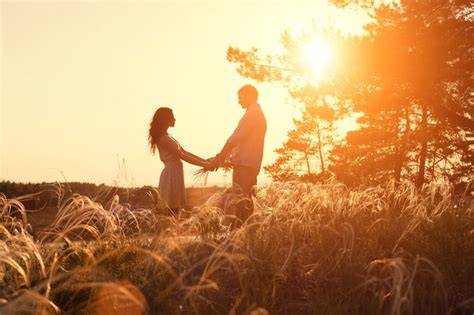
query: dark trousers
[
  {"left": 228, "top": 165, "right": 259, "bottom": 228},
  {"left": 232, "top": 165, "right": 259, "bottom": 196}
]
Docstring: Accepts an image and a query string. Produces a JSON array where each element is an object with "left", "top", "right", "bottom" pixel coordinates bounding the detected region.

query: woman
[{"left": 148, "top": 107, "right": 211, "bottom": 212}]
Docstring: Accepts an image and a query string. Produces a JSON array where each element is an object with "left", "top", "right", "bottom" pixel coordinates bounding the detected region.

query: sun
[{"left": 301, "top": 39, "right": 332, "bottom": 78}]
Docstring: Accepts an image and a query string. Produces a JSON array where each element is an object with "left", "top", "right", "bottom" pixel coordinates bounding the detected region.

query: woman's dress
[{"left": 157, "top": 135, "right": 186, "bottom": 209}]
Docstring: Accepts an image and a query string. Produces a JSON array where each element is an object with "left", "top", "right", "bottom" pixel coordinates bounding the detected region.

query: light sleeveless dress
[{"left": 157, "top": 135, "right": 186, "bottom": 209}]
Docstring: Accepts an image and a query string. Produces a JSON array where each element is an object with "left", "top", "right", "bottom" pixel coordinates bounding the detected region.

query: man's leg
[
  {"left": 230, "top": 165, "right": 258, "bottom": 227},
  {"left": 232, "top": 165, "right": 258, "bottom": 195}
]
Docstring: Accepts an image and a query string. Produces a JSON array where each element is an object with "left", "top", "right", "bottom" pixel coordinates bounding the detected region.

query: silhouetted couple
[{"left": 148, "top": 84, "right": 267, "bottom": 223}]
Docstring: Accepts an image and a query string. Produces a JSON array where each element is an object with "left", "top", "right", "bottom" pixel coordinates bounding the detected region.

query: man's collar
[{"left": 246, "top": 103, "right": 259, "bottom": 111}]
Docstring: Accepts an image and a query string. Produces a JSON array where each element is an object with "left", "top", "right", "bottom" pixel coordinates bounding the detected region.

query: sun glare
[{"left": 301, "top": 39, "right": 332, "bottom": 78}]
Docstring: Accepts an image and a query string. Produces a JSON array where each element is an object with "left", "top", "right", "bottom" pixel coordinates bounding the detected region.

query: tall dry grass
[{"left": 0, "top": 180, "right": 473, "bottom": 314}]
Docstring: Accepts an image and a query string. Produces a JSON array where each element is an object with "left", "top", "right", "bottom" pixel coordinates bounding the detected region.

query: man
[{"left": 214, "top": 84, "right": 267, "bottom": 197}]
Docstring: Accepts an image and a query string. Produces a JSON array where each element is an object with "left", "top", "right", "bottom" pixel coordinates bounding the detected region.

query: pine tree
[
  {"left": 227, "top": 0, "right": 473, "bottom": 187},
  {"left": 265, "top": 92, "right": 337, "bottom": 182}
]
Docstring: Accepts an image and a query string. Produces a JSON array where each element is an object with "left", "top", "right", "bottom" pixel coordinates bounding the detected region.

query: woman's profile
[{"left": 148, "top": 107, "right": 211, "bottom": 213}]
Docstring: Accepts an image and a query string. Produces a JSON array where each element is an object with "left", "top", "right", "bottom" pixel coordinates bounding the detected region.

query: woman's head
[{"left": 148, "top": 107, "right": 175, "bottom": 154}]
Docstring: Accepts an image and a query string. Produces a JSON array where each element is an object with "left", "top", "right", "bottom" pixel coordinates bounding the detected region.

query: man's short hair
[{"left": 239, "top": 84, "right": 258, "bottom": 101}]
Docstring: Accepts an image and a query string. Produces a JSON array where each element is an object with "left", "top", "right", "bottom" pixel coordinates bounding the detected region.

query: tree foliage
[{"left": 227, "top": 0, "right": 473, "bottom": 187}]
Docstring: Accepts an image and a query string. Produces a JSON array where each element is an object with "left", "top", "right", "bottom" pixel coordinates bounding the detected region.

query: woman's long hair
[{"left": 148, "top": 107, "right": 173, "bottom": 154}]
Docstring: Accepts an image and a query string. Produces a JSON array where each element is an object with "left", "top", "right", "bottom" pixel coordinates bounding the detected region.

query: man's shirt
[{"left": 226, "top": 103, "right": 267, "bottom": 172}]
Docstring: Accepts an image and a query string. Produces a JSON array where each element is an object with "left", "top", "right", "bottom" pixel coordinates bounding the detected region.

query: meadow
[{"left": 0, "top": 180, "right": 473, "bottom": 314}]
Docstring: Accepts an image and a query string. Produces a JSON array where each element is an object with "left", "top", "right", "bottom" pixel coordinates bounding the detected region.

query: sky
[{"left": 1, "top": 0, "right": 368, "bottom": 188}]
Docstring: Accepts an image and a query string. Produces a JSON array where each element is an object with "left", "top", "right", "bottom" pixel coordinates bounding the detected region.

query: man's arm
[
  {"left": 216, "top": 141, "right": 234, "bottom": 160},
  {"left": 216, "top": 112, "right": 255, "bottom": 160}
]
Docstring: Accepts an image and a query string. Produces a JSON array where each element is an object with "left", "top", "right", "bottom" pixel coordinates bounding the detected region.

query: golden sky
[{"left": 1, "top": 1, "right": 367, "bottom": 187}]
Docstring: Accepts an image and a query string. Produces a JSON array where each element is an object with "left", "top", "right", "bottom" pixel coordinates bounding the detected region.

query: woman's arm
[
  {"left": 179, "top": 151, "right": 208, "bottom": 167},
  {"left": 159, "top": 137, "right": 210, "bottom": 168},
  {"left": 181, "top": 149, "right": 207, "bottom": 163}
]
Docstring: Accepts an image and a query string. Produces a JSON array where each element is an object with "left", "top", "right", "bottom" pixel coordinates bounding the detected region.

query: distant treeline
[
  {"left": 0, "top": 181, "right": 98, "bottom": 199},
  {"left": 0, "top": 181, "right": 222, "bottom": 209}
]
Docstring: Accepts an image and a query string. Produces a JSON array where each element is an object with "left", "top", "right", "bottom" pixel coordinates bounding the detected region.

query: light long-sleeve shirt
[{"left": 226, "top": 103, "right": 267, "bottom": 172}]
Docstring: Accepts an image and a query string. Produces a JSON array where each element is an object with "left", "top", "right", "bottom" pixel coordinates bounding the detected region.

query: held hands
[
  {"left": 203, "top": 154, "right": 222, "bottom": 171},
  {"left": 201, "top": 163, "right": 212, "bottom": 172}
]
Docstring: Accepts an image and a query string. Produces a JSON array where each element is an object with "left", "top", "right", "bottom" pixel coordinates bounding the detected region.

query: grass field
[
  {"left": 21, "top": 186, "right": 224, "bottom": 236},
  {"left": 0, "top": 180, "right": 473, "bottom": 314}
]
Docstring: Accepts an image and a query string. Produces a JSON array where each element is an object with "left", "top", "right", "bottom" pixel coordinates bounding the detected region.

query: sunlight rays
[{"left": 301, "top": 38, "right": 333, "bottom": 79}]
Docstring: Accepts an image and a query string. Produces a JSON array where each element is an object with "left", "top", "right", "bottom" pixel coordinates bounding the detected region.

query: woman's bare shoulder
[
  {"left": 158, "top": 134, "right": 180, "bottom": 151},
  {"left": 157, "top": 134, "right": 170, "bottom": 142}
]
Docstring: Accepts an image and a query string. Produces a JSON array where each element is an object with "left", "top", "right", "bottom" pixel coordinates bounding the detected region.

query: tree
[
  {"left": 265, "top": 92, "right": 337, "bottom": 182},
  {"left": 227, "top": 0, "right": 474, "bottom": 187},
  {"left": 329, "top": 82, "right": 420, "bottom": 186}
]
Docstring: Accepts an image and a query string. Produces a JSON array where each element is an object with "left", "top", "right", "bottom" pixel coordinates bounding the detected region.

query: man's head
[{"left": 238, "top": 84, "right": 258, "bottom": 109}]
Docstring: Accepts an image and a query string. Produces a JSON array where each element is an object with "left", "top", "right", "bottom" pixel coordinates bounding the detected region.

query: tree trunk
[
  {"left": 394, "top": 148, "right": 402, "bottom": 183},
  {"left": 416, "top": 102, "right": 428, "bottom": 188},
  {"left": 304, "top": 153, "right": 312, "bottom": 176},
  {"left": 394, "top": 103, "right": 411, "bottom": 183},
  {"left": 316, "top": 123, "right": 325, "bottom": 173}
]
